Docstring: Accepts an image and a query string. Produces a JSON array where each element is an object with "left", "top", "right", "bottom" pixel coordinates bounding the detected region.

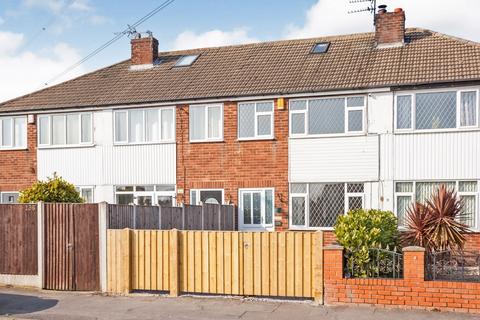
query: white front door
[{"left": 239, "top": 189, "right": 274, "bottom": 231}]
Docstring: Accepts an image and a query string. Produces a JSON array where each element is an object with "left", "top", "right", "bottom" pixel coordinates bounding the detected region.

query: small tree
[{"left": 18, "top": 173, "right": 84, "bottom": 203}]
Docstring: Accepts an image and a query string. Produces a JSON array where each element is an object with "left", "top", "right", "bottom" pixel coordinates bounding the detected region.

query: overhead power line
[{"left": 43, "top": 0, "right": 176, "bottom": 87}]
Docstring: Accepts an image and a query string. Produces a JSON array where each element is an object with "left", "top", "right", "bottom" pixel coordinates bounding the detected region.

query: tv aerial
[{"left": 348, "top": 0, "right": 378, "bottom": 24}]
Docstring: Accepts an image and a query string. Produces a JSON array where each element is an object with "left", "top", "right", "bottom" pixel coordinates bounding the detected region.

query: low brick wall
[{"left": 324, "top": 245, "right": 480, "bottom": 314}]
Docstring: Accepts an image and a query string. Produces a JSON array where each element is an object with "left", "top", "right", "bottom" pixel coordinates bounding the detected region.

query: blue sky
[{"left": 0, "top": 0, "right": 479, "bottom": 102}]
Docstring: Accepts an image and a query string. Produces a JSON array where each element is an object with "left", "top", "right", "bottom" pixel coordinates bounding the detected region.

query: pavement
[{"left": 0, "top": 286, "right": 479, "bottom": 320}]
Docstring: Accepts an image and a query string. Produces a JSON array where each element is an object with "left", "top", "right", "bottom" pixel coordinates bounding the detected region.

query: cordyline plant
[{"left": 401, "top": 185, "right": 469, "bottom": 253}]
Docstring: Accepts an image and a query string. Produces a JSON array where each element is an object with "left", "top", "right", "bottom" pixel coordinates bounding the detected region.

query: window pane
[
  {"left": 308, "top": 98, "right": 345, "bottom": 134},
  {"left": 416, "top": 92, "right": 456, "bottom": 129},
  {"left": 347, "top": 110, "right": 363, "bottom": 132},
  {"left": 347, "top": 183, "right": 364, "bottom": 193},
  {"left": 116, "top": 194, "right": 134, "bottom": 205},
  {"left": 116, "top": 186, "right": 134, "bottom": 192},
  {"left": 459, "top": 181, "right": 477, "bottom": 192},
  {"left": 81, "top": 114, "right": 92, "bottom": 143},
  {"left": 290, "top": 100, "right": 306, "bottom": 111},
  {"left": 156, "top": 185, "right": 175, "bottom": 192},
  {"left": 190, "top": 106, "right": 205, "bottom": 140},
  {"left": 397, "top": 95, "right": 412, "bottom": 129},
  {"left": 1, "top": 118, "right": 12, "bottom": 146},
  {"left": 265, "top": 190, "right": 273, "bottom": 224},
  {"left": 158, "top": 196, "right": 172, "bottom": 207},
  {"left": 309, "top": 183, "right": 345, "bottom": 228},
  {"left": 243, "top": 193, "right": 251, "bottom": 224},
  {"left": 460, "top": 91, "right": 477, "bottom": 127},
  {"left": 129, "top": 110, "right": 144, "bottom": 142},
  {"left": 291, "top": 197, "right": 306, "bottom": 226},
  {"left": 52, "top": 115, "right": 66, "bottom": 145},
  {"left": 14, "top": 117, "right": 26, "bottom": 148},
  {"left": 238, "top": 103, "right": 255, "bottom": 138},
  {"left": 397, "top": 195, "right": 413, "bottom": 226},
  {"left": 66, "top": 114, "right": 80, "bottom": 145},
  {"left": 416, "top": 181, "right": 455, "bottom": 203},
  {"left": 256, "top": 102, "right": 273, "bottom": 112},
  {"left": 252, "top": 192, "right": 261, "bottom": 224},
  {"left": 1, "top": 193, "right": 19, "bottom": 203},
  {"left": 396, "top": 182, "right": 413, "bottom": 193},
  {"left": 348, "top": 196, "right": 363, "bottom": 211},
  {"left": 135, "top": 185, "right": 154, "bottom": 192},
  {"left": 81, "top": 188, "right": 93, "bottom": 203},
  {"left": 39, "top": 116, "right": 50, "bottom": 145},
  {"left": 190, "top": 190, "right": 197, "bottom": 205},
  {"left": 200, "top": 190, "right": 222, "bottom": 204},
  {"left": 208, "top": 106, "right": 222, "bottom": 139},
  {"left": 257, "top": 114, "right": 271, "bottom": 136},
  {"left": 161, "top": 109, "right": 174, "bottom": 140},
  {"left": 114, "top": 112, "right": 127, "bottom": 142},
  {"left": 347, "top": 97, "right": 364, "bottom": 107},
  {"left": 291, "top": 183, "right": 307, "bottom": 194},
  {"left": 291, "top": 113, "right": 305, "bottom": 134},
  {"left": 146, "top": 109, "right": 159, "bottom": 142},
  {"left": 459, "top": 195, "right": 476, "bottom": 228}
]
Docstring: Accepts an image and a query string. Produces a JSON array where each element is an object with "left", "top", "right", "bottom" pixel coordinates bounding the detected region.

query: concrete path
[{"left": 0, "top": 287, "right": 478, "bottom": 320}]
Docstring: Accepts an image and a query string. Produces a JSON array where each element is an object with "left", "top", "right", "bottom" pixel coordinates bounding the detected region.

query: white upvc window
[
  {"left": 395, "top": 181, "right": 479, "bottom": 229},
  {"left": 190, "top": 189, "right": 224, "bottom": 205},
  {"left": 189, "top": 104, "right": 223, "bottom": 142},
  {"left": 395, "top": 89, "right": 479, "bottom": 132},
  {"left": 76, "top": 186, "right": 94, "bottom": 203},
  {"left": 38, "top": 112, "right": 92, "bottom": 147},
  {"left": 0, "top": 116, "right": 27, "bottom": 149},
  {"left": 114, "top": 107, "right": 175, "bottom": 144},
  {"left": 289, "top": 96, "right": 366, "bottom": 137},
  {"left": 289, "top": 182, "right": 365, "bottom": 230},
  {"left": 0, "top": 192, "right": 19, "bottom": 203},
  {"left": 238, "top": 101, "right": 274, "bottom": 140}
]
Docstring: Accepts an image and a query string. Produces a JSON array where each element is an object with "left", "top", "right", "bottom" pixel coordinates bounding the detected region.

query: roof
[{"left": 2, "top": 28, "right": 480, "bottom": 113}]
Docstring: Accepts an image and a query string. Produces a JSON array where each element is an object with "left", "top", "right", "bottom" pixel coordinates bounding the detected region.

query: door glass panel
[
  {"left": 158, "top": 196, "right": 172, "bottom": 207},
  {"left": 252, "top": 192, "right": 261, "bottom": 224},
  {"left": 243, "top": 193, "right": 252, "bottom": 224},
  {"left": 137, "top": 196, "right": 152, "bottom": 206},
  {"left": 265, "top": 190, "right": 273, "bottom": 224}
]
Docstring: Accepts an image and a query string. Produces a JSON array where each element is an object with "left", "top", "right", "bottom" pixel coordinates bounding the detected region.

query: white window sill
[
  {"left": 289, "top": 132, "right": 367, "bottom": 139},
  {"left": 237, "top": 137, "right": 275, "bottom": 142},
  {"left": 395, "top": 127, "right": 480, "bottom": 135},
  {"left": 114, "top": 140, "right": 176, "bottom": 146},
  {"left": 189, "top": 139, "right": 224, "bottom": 144},
  {"left": 0, "top": 147, "right": 28, "bottom": 151},
  {"left": 38, "top": 143, "right": 95, "bottom": 150},
  {"left": 289, "top": 226, "right": 335, "bottom": 231}
]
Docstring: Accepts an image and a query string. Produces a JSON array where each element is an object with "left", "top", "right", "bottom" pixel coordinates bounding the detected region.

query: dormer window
[
  {"left": 175, "top": 54, "right": 199, "bottom": 67},
  {"left": 311, "top": 42, "right": 330, "bottom": 54}
]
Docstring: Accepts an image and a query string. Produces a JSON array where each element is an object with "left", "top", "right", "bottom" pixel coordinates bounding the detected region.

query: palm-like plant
[{"left": 401, "top": 185, "right": 469, "bottom": 253}]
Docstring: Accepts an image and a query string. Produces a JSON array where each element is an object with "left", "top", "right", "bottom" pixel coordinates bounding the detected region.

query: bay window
[
  {"left": 114, "top": 107, "right": 175, "bottom": 144},
  {"left": 38, "top": 113, "right": 92, "bottom": 147},
  {"left": 289, "top": 96, "right": 365, "bottom": 136},
  {"left": 189, "top": 104, "right": 223, "bottom": 142},
  {"left": 290, "top": 182, "right": 365, "bottom": 229},
  {"left": 0, "top": 116, "right": 26, "bottom": 149},
  {"left": 238, "top": 101, "right": 274, "bottom": 139}
]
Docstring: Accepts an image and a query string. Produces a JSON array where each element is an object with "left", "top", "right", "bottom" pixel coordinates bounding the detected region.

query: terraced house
[{"left": 1, "top": 7, "right": 480, "bottom": 239}]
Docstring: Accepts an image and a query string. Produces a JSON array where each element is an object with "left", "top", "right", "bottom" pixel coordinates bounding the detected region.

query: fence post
[
  {"left": 169, "top": 229, "right": 179, "bottom": 297},
  {"left": 98, "top": 202, "right": 108, "bottom": 292},
  {"left": 120, "top": 228, "right": 132, "bottom": 294},
  {"left": 313, "top": 231, "right": 324, "bottom": 305},
  {"left": 37, "top": 201, "right": 45, "bottom": 289},
  {"left": 402, "top": 246, "right": 426, "bottom": 281}
]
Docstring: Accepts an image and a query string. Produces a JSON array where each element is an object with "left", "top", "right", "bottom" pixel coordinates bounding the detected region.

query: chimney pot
[
  {"left": 375, "top": 6, "right": 406, "bottom": 48},
  {"left": 130, "top": 33, "right": 159, "bottom": 67},
  {"left": 394, "top": 7, "right": 403, "bottom": 13},
  {"left": 378, "top": 4, "right": 387, "bottom": 14}
]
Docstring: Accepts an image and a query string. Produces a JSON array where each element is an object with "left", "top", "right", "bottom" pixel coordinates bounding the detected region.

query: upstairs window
[
  {"left": 238, "top": 101, "right": 274, "bottom": 139},
  {"left": 289, "top": 96, "right": 365, "bottom": 136},
  {"left": 311, "top": 42, "right": 330, "bottom": 54},
  {"left": 38, "top": 113, "right": 92, "bottom": 147},
  {"left": 175, "top": 55, "right": 199, "bottom": 67},
  {"left": 395, "top": 90, "right": 479, "bottom": 131},
  {"left": 189, "top": 104, "right": 223, "bottom": 142},
  {"left": 0, "top": 116, "right": 27, "bottom": 149},
  {"left": 114, "top": 107, "right": 174, "bottom": 144}
]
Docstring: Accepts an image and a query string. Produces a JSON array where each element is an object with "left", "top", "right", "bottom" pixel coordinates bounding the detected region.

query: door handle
[{"left": 67, "top": 243, "right": 73, "bottom": 249}]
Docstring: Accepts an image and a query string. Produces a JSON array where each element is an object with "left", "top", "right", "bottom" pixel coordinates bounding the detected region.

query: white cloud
[
  {"left": 24, "top": 0, "right": 65, "bottom": 13},
  {"left": 69, "top": 0, "right": 92, "bottom": 11},
  {"left": 0, "top": 30, "right": 85, "bottom": 103},
  {"left": 172, "top": 28, "right": 258, "bottom": 50},
  {"left": 285, "top": 0, "right": 480, "bottom": 42}
]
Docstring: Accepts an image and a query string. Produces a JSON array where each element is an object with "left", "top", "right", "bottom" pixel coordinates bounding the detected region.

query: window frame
[
  {"left": 289, "top": 96, "right": 367, "bottom": 138},
  {"left": 114, "top": 185, "right": 176, "bottom": 206},
  {"left": 76, "top": 186, "right": 94, "bottom": 203},
  {"left": 113, "top": 106, "right": 176, "bottom": 145},
  {"left": 238, "top": 187, "right": 275, "bottom": 230},
  {"left": 37, "top": 112, "right": 93, "bottom": 148},
  {"left": 0, "top": 191, "right": 20, "bottom": 204},
  {"left": 0, "top": 116, "right": 27, "bottom": 150},
  {"left": 394, "top": 88, "right": 480, "bottom": 133},
  {"left": 237, "top": 100, "right": 275, "bottom": 141},
  {"left": 289, "top": 182, "right": 365, "bottom": 231},
  {"left": 190, "top": 188, "right": 224, "bottom": 205},
  {"left": 189, "top": 103, "right": 224, "bottom": 143}
]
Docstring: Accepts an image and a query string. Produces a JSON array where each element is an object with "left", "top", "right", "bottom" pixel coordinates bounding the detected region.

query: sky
[{"left": 0, "top": 0, "right": 479, "bottom": 103}]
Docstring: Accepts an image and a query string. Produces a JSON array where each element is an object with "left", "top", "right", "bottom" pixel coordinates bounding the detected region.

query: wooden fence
[
  {"left": 0, "top": 204, "right": 38, "bottom": 275},
  {"left": 107, "top": 229, "right": 323, "bottom": 302},
  {"left": 107, "top": 204, "right": 236, "bottom": 231}
]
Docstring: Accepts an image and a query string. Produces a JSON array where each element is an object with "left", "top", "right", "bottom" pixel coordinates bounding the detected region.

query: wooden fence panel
[
  {"left": 108, "top": 205, "right": 134, "bottom": 229},
  {"left": 184, "top": 205, "right": 202, "bottom": 230},
  {"left": 107, "top": 230, "right": 323, "bottom": 301},
  {"left": 135, "top": 206, "right": 159, "bottom": 230},
  {"left": 0, "top": 204, "right": 37, "bottom": 275}
]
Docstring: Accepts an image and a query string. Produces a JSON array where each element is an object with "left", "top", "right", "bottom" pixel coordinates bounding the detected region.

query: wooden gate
[{"left": 44, "top": 203, "right": 100, "bottom": 291}]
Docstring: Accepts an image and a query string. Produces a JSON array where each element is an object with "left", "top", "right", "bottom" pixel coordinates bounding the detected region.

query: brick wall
[
  {"left": 176, "top": 99, "right": 289, "bottom": 230},
  {"left": 375, "top": 8, "right": 405, "bottom": 46},
  {"left": 0, "top": 118, "right": 37, "bottom": 193},
  {"left": 324, "top": 245, "right": 480, "bottom": 313}
]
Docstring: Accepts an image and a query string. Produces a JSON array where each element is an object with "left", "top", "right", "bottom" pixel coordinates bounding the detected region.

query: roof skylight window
[
  {"left": 311, "top": 42, "right": 330, "bottom": 54},
  {"left": 175, "top": 54, "right": 199, "bottom": 67}
]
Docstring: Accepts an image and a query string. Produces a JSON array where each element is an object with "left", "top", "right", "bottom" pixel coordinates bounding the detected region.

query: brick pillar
[
  {"left": 323, "top": 245, "right": 344, "bottom": 305},
  {"left": 402, "top": 246, "right": 425, "bottom": 280}
]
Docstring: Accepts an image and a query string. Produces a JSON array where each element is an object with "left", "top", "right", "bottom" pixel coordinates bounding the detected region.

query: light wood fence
[{"left": 107, "top": 229, "right": 323, "bottom": 302}]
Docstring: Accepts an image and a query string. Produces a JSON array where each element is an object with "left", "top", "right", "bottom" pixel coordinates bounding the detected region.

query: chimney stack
[
  {"left": 130, "top": 33, "right": 158, "bottom": 68},
  {"left": 375, "top": 6, "right": 406, "bottom": 48}
]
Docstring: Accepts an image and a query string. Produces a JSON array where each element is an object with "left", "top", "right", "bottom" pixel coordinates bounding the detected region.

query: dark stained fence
[
  {"left": 107, "top": 204, "right": 237, "bottom": 230},
  {"left": 0, "top": 204, "right": 37, "bottom": 275}
]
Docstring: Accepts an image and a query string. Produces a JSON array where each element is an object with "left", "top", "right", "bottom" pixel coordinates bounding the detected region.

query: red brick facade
[
  {"left": 324, "top": 245, "right": 480, "bottom": 313},
  {"left": 0, "top": 118, "right": 37, "bottom": 193},
  {"left": 176, "top": 99, "right": 289, "bottom": 230}
]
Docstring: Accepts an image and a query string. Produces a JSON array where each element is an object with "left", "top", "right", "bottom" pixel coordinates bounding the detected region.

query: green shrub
[
  {"left": 18, "top": 173, "right": 84, "bottom": 203},
  {"left": 334, "top": 209, "right": 399, "bottom": 277}
]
